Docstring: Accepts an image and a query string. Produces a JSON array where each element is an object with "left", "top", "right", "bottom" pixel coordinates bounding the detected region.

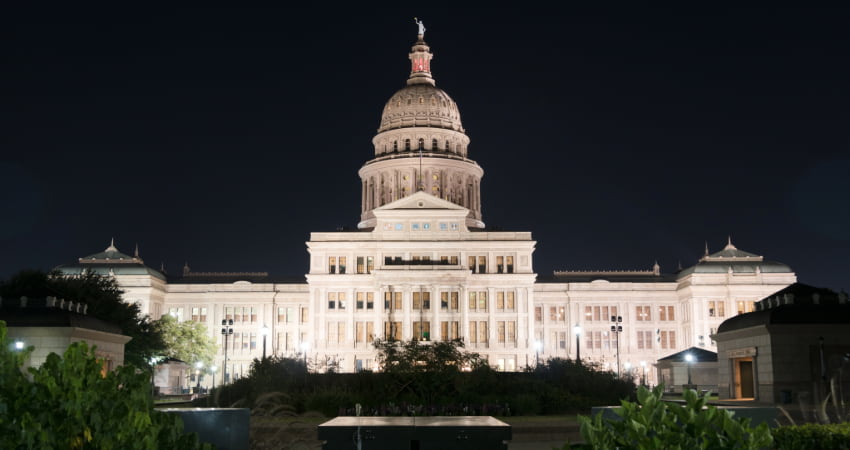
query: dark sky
[{"left": 2, "top": 5, "right": 848, "bottom": 292}]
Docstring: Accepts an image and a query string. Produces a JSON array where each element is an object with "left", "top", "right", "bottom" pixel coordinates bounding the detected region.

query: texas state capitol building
[{"left": 58, "top": 28, "right": 796, "bottom": 385}]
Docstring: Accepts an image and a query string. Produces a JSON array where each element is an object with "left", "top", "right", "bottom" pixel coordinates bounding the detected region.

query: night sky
[{"left": 3, "top": 5, "right": 848, "bottom": 292}]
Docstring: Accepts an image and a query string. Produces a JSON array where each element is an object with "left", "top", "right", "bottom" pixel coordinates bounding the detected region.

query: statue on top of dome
[{"left": 414, "top": 17, "right": 426, "bottom": 37}]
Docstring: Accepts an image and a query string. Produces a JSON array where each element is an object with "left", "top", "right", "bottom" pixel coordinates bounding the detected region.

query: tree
[
  {"left": 0, "top": 321, "right": 212, "bottom": 449},
  {"left": 372, "top": 338, "right": 488, "bottom": 404},
  {"left": 0, "top": 269, "right": 165, "bottom": 368},
  {"left": 156, "top": 314, "right": 217, "bottom": 368},
  {"left": 373, "top": 338, "right": 486, "bottom": 374}
]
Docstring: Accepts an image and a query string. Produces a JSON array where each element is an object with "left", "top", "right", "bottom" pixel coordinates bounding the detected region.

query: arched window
[
  {"left": 418, "top": 138, "right": 424, "bottom": 150},
  {"left": 393, "top": 141, "right": 398, "bottom": 152},
  {"left": 446, "top": 141, "right": 452, "bottom": 152},
  {"left": 404, "top": 139, "right": 411, "bottom": 151},
  {"left": 432, "top": 138, "right": 439, "bottom": 150}
]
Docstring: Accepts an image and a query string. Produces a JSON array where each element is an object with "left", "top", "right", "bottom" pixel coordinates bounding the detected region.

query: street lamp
[
  {"left": 610, "top": 315, "right": 623, "bottom": 378},
  {"left": 210, "top": 365, "right": 217, "bottom": 391},
  {"left": 685, "top": 352, "right": 694, "bottom": 386},
  {"left": 195, "top": 361, "right": 203, "bottom": 393},
  {"left": 534, "top": 340, "right": 542, "bottom": 368},
  {"left": 260, "top": 325, "right": 270, "bottom": 360},
  {"left": 221, "top": 319, "right": 234, "bottom": 385},
  {"left": 573, "top": 324, "right": 583, "bottom": 365}
]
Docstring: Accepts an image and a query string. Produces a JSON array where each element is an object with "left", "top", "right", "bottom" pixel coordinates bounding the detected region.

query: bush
[
  {"left": 0, "top": 321, "right": 211, "bottom": 449},
  {"left": 566, "top": 385, "right": 772, "bottom": 449},
  {"left": 773, "top": 423, "right": 850, "bottom": 449}
]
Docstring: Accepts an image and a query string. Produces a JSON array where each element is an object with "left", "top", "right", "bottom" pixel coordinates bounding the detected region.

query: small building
[
  {"left": 655, "top": 347, "right": 718, "bottom": 393},
  {"left": 713, "top": 283, "right": 850, "bottom": 405},
  {"left": 153, "top": 358, "right": 193, "bottom": 395},
  {"left": 1, "top": 296, "right": 131, "bottom": 371}
]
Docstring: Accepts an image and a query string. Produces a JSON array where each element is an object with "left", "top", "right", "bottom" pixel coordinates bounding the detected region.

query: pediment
[{"left": 374, "top": 191, "right": 467, "bottom": 212}]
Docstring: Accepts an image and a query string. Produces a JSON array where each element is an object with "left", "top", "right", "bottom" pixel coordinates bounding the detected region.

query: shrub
[
  {"left": 773, "top": 423, "right": 850, "bottom": 449},
  {"left": 0, "top": 321, "right": 211, "bottom": 449},
  {"left": 566, "top": 385, "right": 772, "bottom": 449}
]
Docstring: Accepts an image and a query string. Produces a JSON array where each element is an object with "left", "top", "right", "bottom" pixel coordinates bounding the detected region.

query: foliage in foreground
[
  {"left": 566, "top": 385, "right": 772, "bottom": 449},
  {"left": 0, "top": 321, "right": 211, "bottom": 449},
  {"left": 772, "top": 422, "right": 850, "bottom": 449}
]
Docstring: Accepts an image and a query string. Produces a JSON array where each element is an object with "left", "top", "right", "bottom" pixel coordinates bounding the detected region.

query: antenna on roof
[
  {"left": 134, "top": 243, "right": 140, "bottom": 258},
  {"left": 704, "top": 241, "right": 709, "bottom": 257}
]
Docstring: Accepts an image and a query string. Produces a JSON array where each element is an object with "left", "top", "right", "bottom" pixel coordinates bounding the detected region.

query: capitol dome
[{"left": 378, "top": 84, "right": 464, "bottom": 133}]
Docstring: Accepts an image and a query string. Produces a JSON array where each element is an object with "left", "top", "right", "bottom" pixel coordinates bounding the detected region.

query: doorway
[{"left": 734, "top": 357, "right": 755, "bottom": 399}]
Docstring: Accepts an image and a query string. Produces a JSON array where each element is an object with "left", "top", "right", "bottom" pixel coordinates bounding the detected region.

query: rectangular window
[
  {"left": 636, "top": 330, "right": 653, "bottom": 349},
  {"left": 506, "top": 292, "right": 515, "bottom": 310},
  {"left": 737, "top": 300, "right": 754, "bottom": 315},
  {"left": 357, "top": 256, "right": 365, "bottom": 274},
  {"left": 535, "top": 306, "right": 542, "bottom": 322},
  {"left": 441, "top": 292, "right": 449, "bottom": 309},
  {"left": 328, "top": 292, "right": 336, "bottom": 309},
  {"left": 478, "top": 256, "right": 486, "bottom": 274},
  {"left": 469, "top": 292, "right": 476, "bottom": 310},
  {"left": 507, "top": 321, "right": 516, "bottom": 343},
  {"left": 497, "top": 256, "right": 504, "bottom": 274},
  {"left": 367, "top": 256, "right": 374, "bottom": 273},
  {"left": 301, "top": 307, "right": 308, "bottom": 323},
  {"left": 366, "top": 292, "right": 374, "bottom": 310},
  {"left": 450, "top": 292, "right": 459, "bottom": 311},
  {"left": 468, "top": 256, "right": 476, "bottom": 273},
  {"left": 469, "top": 321, "right": 477, "bottom": 343},
  {"left": 357, "top": 292, "right": 365, "bottom": 309},
  {"left": 250, "top": 307, "right": 257, "bottom": 323},
  {"left": 413, "top": 321, "right": 431, "bottom": 341},
  {"left": 659, "top": 305, "right": 675, "bottom": 321},
  {"left": 413, "top": 292, "right": 431, "bottom": 310},
  {"left": 339, "top": 257, "right": 346, "bottom": 274},
  {"left": 506, "top": 256, "right": 514, "bottom": 273},
  {"left": 636, "top": 305, "right": 650, "bottom": 321},
  {"left": 478, "top": 292, "right": 487, "bottom": 310},
  {"left": 338, "top": 292, "right": 346, "bottom": 310},
  {"left": 478, "top": 321, "right": 488, "bottom": 343},
  {"left": 278, "top": 307, "right": 286, "bottom": 322},
  {"left": 250, "top": 332, "right": 257, "bottom": 350},
  {"left": 497, "top": 321, "right": 506, "bottom": 343},
  {"left": 329, "top": 256, "right": 336, "bottom": 274},
  {"left": 384, "top": 321, "right": 401, "bottom": 340},
  {"left": 441, "top": 321, "right": 459, "bottom": 340},
  {"left": 496, "top": 292, "right": 505, "bottom": 310},
  {"left": 708, "top": 301, "right": 724, "bottom": 317}
]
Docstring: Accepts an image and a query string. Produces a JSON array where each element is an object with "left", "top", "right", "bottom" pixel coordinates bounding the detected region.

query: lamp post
[
  {"left": 685, "top": 352, "right": 694, "bottom": 386},
  {"left": 260, "top": 325, "right": 270, "bottom": 361},
  {"left": 221, "top": 319, "right": 234, "bottom": 386},
  {"left": 210, "top": 365, "right": 217, "bottom": 391},
  {"left": 640, "top": 360, "right": 647, "bottom": 386},
  {"left": 534, "top": 340, "right": 542, "bottom": 368},
  {"left": 573, "top": 324, "right": 583, "bottom": 365},
  {"left": 195, "top": 361, "right": 203, "bottom": 393},
  {"left": 610, "top": 315, "right": 623, "bottom": 378}
]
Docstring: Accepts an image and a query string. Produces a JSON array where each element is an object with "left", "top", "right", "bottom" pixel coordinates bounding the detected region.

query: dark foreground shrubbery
[
  {"left": 0, "top": 321, "right": 211, "bottom": 449},
  {"left": 213, "top": 353, "right": 635, "bottom": 417},
  {"left": 772, "top": 423, "right": 850, "bottom": 449}
]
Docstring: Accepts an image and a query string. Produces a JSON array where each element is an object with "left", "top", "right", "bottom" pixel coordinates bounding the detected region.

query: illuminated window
[
  {"left": 356, "top": 322, "right": 375, "bottom": 343},
  {"left": 658, "top": 305, "right": 675, "bottom": 321},
  {"left": 534, "top": 306, "right": 542, "bottom": 322},
  {"left": 497, "top": 256, "right": 504, "bottom": 273},
  {"left": 636, "top": 305, "right": 651, "bottom": 321},
  {"left": 441, "top": 321, "right": 459, "bottom": 340},
  {"left": 384, "top": 292, "right": 402, "bottom": 310},
  {"left": 300, "top": 307, "right": 308, "bottom": 323},
  {"left": 413, "top": 321, "right": 430, "bottom": 340},
  {"left": 384, "top": 321, "right": 402, "bottom": 340},
  {"left": 450, "top": 223, "right": 458, "bottom": 231},
  {"left": 328, "top": 256, "right": 336, "bottom": 274},
  {"left": 506, "top": 256, "right": 514, "bottom": 273},
  {"left": 549, "top": 307, "right": 565, "bottom": 322},
  {"left": 708, "top": 301, "right": 725, "bottom": 317}
]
